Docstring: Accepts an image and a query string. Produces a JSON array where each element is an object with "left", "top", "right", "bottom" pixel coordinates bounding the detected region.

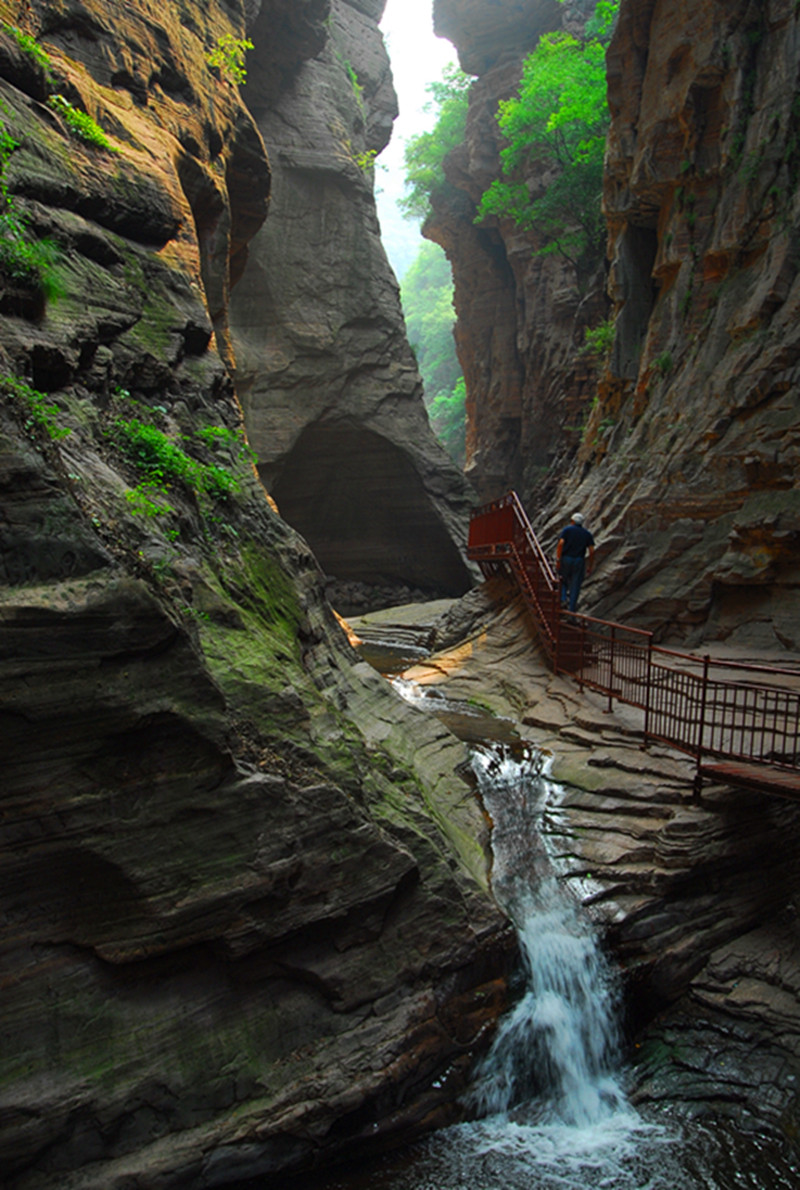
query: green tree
[
  {"left": 401, "top": 241, "right": 460, "bottom": 398},
  {"left": 400, "top": 241, "right": 466, "bottom": 467},
  {"left": 428, "top": 378, "right": 466, "bottom": 467},
  {"left": 400, "top": 63, "right": 471, "bottom": 221},
  {"left": 477, "top": 0, "right": 618, "bottom": 269}
]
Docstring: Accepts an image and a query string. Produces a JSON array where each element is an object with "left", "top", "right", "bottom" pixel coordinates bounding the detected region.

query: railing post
[
  {"left": 554, "top": 602, "right": 561, "bottom": 674},
  {"left": 643, "top": 633, "right": 653, "bottom": 748},
  {"left": 607, "top": 624, "right": 616, "bottom": 712},
  {"left": 693, "top": 654, "right": 711, "bottom": 801}
]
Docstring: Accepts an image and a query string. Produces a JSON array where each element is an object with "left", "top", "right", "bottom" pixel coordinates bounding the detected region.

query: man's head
[{"left": 571, "top": 512, "right": 585, "bottom": 525}]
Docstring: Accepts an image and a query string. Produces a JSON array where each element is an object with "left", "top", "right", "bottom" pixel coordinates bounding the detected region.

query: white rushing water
[
  {"left": 452, "top": 745, "right": 674, "bottom": 1190},
  {"left": 470, "top": 747, "right": 624, "bottom": 1127},
  {"left": 470, "top": 890, "right": 626, "bottom": 1126}
]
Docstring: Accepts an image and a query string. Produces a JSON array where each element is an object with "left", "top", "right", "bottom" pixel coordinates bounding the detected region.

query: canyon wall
[
  {"left": 230, "top": 0, "right": 477, "bottom": 614},
  {"left": 0, "top": 2, "right": 508, "bottom": 1186},
  {"left": 433, "top": 0, "right": 800, "bottom": 649},
  {"left": 428, "top": 0, "right": 606, "bottom": 504}
]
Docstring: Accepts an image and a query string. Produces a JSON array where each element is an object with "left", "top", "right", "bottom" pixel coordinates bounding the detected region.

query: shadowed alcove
[{"left": 269, "top": 420, "right": 474, "bottom": 597}]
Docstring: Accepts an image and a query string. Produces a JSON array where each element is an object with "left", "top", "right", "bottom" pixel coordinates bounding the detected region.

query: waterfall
[
  {"left": 470, "top": 745, "right": 626, "bottom": 1128},
  {"left": 472, "top": 890, "right": 626, "bottom": 1126},
  {"left": 294, "top": 708, "right": 800, "bottom": 1187}
]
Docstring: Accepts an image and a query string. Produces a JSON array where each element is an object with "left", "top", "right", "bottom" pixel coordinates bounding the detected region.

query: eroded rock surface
[
  {"left": 378, "top": 582, "right": 800, "bottom": 1140},
  {"left": 230, "top": 0, "right": 477, "bottom": 612},
  {"left": 0, "top": 2, "right": 509, "bottom": 1186},
  {"left": 431, "top": 0, "right": 800, "bottom": 649},
  {"left": 428, "top": 0, "right": 608, "bottom": 506},
  {"left": 542, "top": 0, "right": 800, "bottom": 651}
]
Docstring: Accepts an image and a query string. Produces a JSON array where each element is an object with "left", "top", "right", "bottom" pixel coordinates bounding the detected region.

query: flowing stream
[
  {"left": 289, "top": 740, "right": 800, "bottom": 1190},
  {"left": 249, "top": 646, "right": 800, "bottom": 1190}
]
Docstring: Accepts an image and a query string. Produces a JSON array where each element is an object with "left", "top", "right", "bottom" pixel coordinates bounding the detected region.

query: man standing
[{"left": 556, "top": 512, "right": 595, "bottom": 613}]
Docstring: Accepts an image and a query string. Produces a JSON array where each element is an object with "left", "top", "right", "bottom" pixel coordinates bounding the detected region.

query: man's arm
[
  {"left": 587, "top": 544, "right": 595, "bottom": 575},
  {"left": 556, "top": 538, "right": 563, "bottom": 567}
]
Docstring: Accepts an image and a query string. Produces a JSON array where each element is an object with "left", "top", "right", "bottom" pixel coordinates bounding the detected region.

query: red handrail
[{"left": 468, "top": 492, "right": 800, "bottom": 796}]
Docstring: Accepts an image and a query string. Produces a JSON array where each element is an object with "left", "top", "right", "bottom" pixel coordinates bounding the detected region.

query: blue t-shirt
[{"left": 559, "top": 523, "right": 594, "bottom": 559}]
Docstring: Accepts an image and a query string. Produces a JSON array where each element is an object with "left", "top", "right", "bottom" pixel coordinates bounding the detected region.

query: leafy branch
[
  {"left": 401, "top": 64, "right": 472, "bottom": 221},
  {"left": 205, "top": 34, "right": 254, "bottom": 86}
]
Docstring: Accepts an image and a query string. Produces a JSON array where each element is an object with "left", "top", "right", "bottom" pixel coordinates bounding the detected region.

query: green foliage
[
  {"left": 202, "top": 461, "right": 241, "bottom": 500},
  {"left": 2, "top": 22, "right": 52, "bottom": 72},
  {"left": 653, "top": 350, "right": 673, "bottom": 375},
  {"left": 344, "top": 59, "right": 365, "bottom": 112},
  {"left": 400, "top": 241, "right": 466, "bottom": 466},
  {"left": 581, "top": 317, "right": 615, "bottom": 359},
  {"left": 197, "top": 423, "right": 258, "bottom": 465},
  {"left": 0, "top": 375, "right": 71, "bottom": 440},
  {"left": 401, "top": 242, "right": 461, "bottom": 397},
  {"left": 0, "top": 114, "right": 60, "bottom": 294},
  {"left": 47, "top": 94, "right": 117, "bottom": 151},
  {"left": 477, "top": 0, "right": 619, "bottom": 267},
  {"left": 355, "top": 148, "right": 377, "bottom": 174},
  {"left": 401, "top": 64, "right": 471, "bottom": 220},
  {"left": 125, "top": 481, "right": 174, "bottom": 519},
  {"left": 428, "top": 377, "right": 466, "bottom": 467},
  {"left": 205, "top": 34, "right": 254, "bottom": 86},
  {"left": 0, "top": 204, "right": 60, "bottom": 293},
  {"left": 113, "top": 418, "right": 239, "bottom": 501}
]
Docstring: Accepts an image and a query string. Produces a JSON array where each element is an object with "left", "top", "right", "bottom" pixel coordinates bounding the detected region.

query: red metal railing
[
  {"left": 467, "top": 491, "right": 560, "bottom": 662},
  {"left": 468, "top": 493, "right": 800, "bottom": 795}
]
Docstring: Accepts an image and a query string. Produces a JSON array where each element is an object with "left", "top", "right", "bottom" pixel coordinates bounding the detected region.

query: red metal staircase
[{"left": 468, "top": 492, "right": 800, "bottom": 800}]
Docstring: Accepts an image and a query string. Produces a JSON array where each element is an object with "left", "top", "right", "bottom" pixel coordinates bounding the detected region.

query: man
[{"left": 556, "top": 512, "right": 595, "bottom": 613}]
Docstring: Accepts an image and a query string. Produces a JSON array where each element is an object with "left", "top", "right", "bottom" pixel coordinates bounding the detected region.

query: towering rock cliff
[
  {"left": 0, "top": 2, "right": 508, "bottom": 1185},
  {"left": 564, "top": 0, "right": 800, "bottom": 650},
  {"left": 429, "top": 0, "right": 606, "bottom": 503},
  {"left": 230, "top": 0, "right": 476, "bottom": 614},
  {"left": 433, "top": 0, "right": 800, "bottom": 649}
]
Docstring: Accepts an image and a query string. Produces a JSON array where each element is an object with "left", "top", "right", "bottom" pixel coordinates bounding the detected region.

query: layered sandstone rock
[
  {"left": 0, "top": 3, "right": 509, "bottom": 1186},
  {"left": 541, "top": 0, "right": 800, "bottom": 651},
  {"left": 384, "top": 585, "right": 800, "bottom": 1139},
  {"left": 432, "top": 0, "right": 800, "bottom": 649},
  {"left": 230, "top": 0, "right": 477, "bottom": 613}
]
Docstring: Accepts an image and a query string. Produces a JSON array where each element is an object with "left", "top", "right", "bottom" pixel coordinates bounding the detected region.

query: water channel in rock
[
  {"left": 247, "top": 630, "right": 800, "bottom": 1189},
  {"left": 292, "top": 733, "right": 800, "bottom": 1190}
]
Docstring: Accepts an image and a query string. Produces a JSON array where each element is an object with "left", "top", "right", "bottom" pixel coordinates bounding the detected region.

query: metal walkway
[{"left": 468, "top": 492, "right": 800, "bottom": 799}]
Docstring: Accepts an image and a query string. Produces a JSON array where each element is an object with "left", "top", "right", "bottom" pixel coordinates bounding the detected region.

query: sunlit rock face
[
  {"left": 434, "top": 0, "right": 800, "bottom": 649},
  {"left": 230, "top": 0, "right": 476, "bottom": 612},
  {"left": 0, "top": 1, "right": 509, "bottom": 1185}
]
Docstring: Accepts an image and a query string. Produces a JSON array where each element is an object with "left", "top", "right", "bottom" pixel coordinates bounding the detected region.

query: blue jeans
[{"left": 560, "top": 556, "right": 586, "bottom": 612}]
